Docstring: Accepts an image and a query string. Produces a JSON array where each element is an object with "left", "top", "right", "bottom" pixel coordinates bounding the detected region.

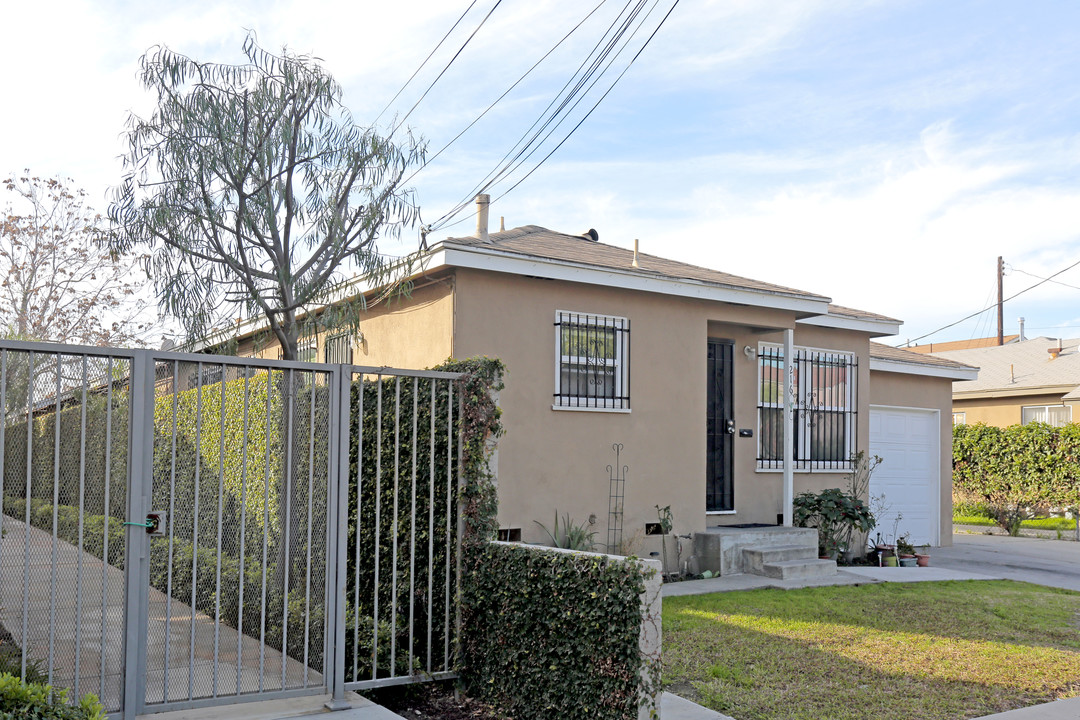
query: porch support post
[{"left": 782, "top": 329, "right": 795, "bottom": 527}]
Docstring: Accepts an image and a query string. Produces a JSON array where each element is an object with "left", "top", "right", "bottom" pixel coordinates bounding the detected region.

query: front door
[{"left": 707, "top": 340, "right": 734, "bottom": 511}]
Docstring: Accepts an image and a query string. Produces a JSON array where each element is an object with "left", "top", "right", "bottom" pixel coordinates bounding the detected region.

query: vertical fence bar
[
  {"left": 74, "top": 356, "right": 89, "bottom": 697},
  {"left": 281, "top": 369, "right": 296, "bottom": 691},
  {"left": 327, "top": 365, "right": 351, "bottom": 708},
  {"left": 0, "top": 352, "right": 5, "bottom": 560},
  {"left": 100, "top": 357, "right": 114, "bottom": 702},
  {"left": 48, "top": 355, "right": 62, "bottom": 687},
  {"left": 163, "top": 360, "right": 179, "bottom": 704},
  {"left": 371, "top": 376, "right": 382, "bottom": 680},
  {"left": 213, "top": 364, "right": 226, "bottom": 697},
  {"left": 352, "top": 371, "right": 364, "bottom": 682},
  {"left": 390, "top": 378, "right": 400, "bottom": 675},
  {"left": 426, "top": 379, "right": 435, "bottom": 674},
  {"left": 259, "top": 369, "right": 272, "bottom": 691},
  {"left": 408, "top": 377, "right": 418, "bottom": 675},
  {"left": 454, "top": 387, "right": 464, "bottom": 670},
  {"left": 443, "top": 381, "right": 453, "bottom": 670},
  {"left": 21, "top": 351, "right": 35, "bottom": 682},
  {"left": 236, "top": 369, "right": 252, "bottom": 695},
  {"left": 189, "top": 364, "right": 204, "bottom": 701},
  {"left": 125, "top": 350, "right": 156, "bottom": 718},
  {"left": 303, "top": 370, "right": 316, "bottom": 685}
]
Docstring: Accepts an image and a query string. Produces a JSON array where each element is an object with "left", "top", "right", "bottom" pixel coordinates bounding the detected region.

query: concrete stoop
[
  {"left": 743, "top": 544, "right": 837, "bottom": 581},
  {"left": 692, "top": 525, "right": 825, "bottom": 578}
]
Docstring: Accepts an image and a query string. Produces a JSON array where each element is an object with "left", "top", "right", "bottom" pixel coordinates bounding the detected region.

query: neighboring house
[
  {"left": 223, "top": 201, "right": 976, "bottom": 551},
  {"left": 930, "top": 336, "right": 1080, "bottom": 428}
]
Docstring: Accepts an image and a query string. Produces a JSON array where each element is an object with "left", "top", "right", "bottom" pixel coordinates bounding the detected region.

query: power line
[
  {"left": 1006, "top": 265, "right": 1080, "bottom": 293},
  {"left": 401, "top": 0, "right": 610, "bottom": 189},
  {"left": 492, "top": 0, "right": 679, "bottom": 205},
  {"left": 373, "top": 0, "right": 480, "bottom": 127},
  {"left": 429, "top": 0, "right": 652, "bottom": 229},
  {"left": 390, "top": 0, "right": 504, "bottom": 138},
  {"left": 428, "top": 0, "right": 678, "bottom": 232},
  {"left": 900, "top": 256, "right": 1080, "bottom": 346}
]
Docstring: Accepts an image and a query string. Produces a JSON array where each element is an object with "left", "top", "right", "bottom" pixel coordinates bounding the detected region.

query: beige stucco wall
[
  {"left": 952, "top": 392, "right": 1067, "bottom": 428},
  {"left": 234, "top": 278, "right": 456, "bottom": 370},
  {"left": 870, "top": 369, "right": 955, "bottom": 547},
  {"left": 451, "top": 267, "right": 880, "bottom": 552}
]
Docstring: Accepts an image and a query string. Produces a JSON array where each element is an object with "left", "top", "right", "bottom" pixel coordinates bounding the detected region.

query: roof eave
[
  {"left": 869, "top": 357, "right": 980, "bottom": 381},
  {"left": 953, "top": 383, "right": 1080, "bottom": 399},
  {"left": 435, "top": 242, "right": 831, "bottom": 316},
  {"left": 799, "top": 313, "right": 900, "bottom": 338}
]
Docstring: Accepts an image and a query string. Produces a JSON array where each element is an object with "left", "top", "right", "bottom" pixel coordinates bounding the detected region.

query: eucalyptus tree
[{"left": 108, "top": 34, "right": 426, "bottom": 359}]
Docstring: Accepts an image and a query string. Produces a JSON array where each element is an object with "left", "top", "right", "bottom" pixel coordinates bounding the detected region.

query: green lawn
[
  {"left": 663, "top": 581, "right": 1080, "bottom": 720},
  {"left": 953, "top": 515, "right": 1077, "bottom": 531}
]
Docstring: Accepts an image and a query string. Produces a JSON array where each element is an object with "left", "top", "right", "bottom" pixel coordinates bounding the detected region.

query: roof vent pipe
[
  {"left": 1018, "top": 317, "right": 1026, "bottom": 341},
  {"left": 475, "top": 194, "right": 490, "bottom": 242},
  {"left": 632, "top": 238, "right": 640, "bottom": 268}
]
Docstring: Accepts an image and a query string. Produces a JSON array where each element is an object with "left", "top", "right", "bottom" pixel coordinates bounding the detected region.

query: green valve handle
[{"left": 124, "top": 513, "right": 165, "bottom": 534}]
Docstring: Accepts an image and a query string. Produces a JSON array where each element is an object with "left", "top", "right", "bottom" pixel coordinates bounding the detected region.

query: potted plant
[
  {"left": 896, "top": 534, "right": 917, "bottom": 567},
  {"left": 914, "top": 544, "right": 931, "bottom": 567},
  {"left": 793, "top": 454, "right": 879, "bottom": 563}
]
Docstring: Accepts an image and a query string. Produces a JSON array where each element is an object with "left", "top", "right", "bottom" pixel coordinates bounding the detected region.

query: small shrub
[
  {"left": 534, "top": 511, "right": 597, "bottom": 551},
  {"left": 0, "top": 673, "right": 104, "bottom": 720}
]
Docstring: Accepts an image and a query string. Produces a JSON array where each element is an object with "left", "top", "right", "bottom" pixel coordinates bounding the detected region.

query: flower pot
[
  {"left": 915, "top": 554, "right": 930, "bottom": 567},
  {"left": 883, "top": 555, "right": 898, "bottom": 567},
  {"left": 899, "top": 557, "right": 917, "bottom": 567}
]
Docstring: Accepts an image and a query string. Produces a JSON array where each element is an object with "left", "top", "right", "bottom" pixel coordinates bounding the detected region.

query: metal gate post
[
  {"left": 324, "top": 365, "right": 351, "bottom": 710},
  {"left": 121, "top": 350, "right": 155, "bottom": 719}
]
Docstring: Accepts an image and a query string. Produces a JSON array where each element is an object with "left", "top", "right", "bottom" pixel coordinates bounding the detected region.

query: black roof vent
[{"left": 581, "top": 228, "right": 599, "bottom": 242}]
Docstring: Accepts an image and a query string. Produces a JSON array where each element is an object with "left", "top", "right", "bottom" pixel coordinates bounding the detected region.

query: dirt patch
[{"left": 365, "top": 681, "right": 511, "bottom": 720}]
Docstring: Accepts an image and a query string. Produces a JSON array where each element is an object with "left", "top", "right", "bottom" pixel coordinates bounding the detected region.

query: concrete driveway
[{"left": 933, "top": 533, "right": 1080, "bottom": 592}]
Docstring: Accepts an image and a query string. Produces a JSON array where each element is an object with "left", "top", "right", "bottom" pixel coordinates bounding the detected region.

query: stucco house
[
  {"left": 930, "top": 336, "right": 1080, "bottom": 428},
  {"left": 226, "top": 197, "right": 976, "bottom": 571}
]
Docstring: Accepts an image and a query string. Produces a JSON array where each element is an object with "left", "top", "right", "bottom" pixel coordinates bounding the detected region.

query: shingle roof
[
  {"left": 870, "top": 342, "right": 977, "bottom": 372},
  {"left": 930, "top": 336, "right": 1080, "bottom": 393},
  {"left": 443, "top": 225, "right": 830, "bottom": 302}
]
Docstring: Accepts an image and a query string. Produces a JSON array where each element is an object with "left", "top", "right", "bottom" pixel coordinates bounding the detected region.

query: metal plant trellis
[{"left": 607, "top": 443, "right": 627, "bottom": 553}]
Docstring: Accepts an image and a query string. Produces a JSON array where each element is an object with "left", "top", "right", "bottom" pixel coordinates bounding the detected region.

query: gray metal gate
[{"left": 0, "top": 340, "right": 465, "bottom": 718}]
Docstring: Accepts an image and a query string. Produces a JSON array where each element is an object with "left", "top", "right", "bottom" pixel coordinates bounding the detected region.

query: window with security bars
[
  {"left": 278, "top": 337, "right": 318, "bottom": 362},
  {"left": 757, "top": 345, "right": 858, "bottom": 470},
  {"left": 554, "top": 311, "right": 630, "bottom": 409},
  {"left": 1021, "top": 404, "right": 1071, "bottom": 427},
  {"left": 324, "top": 333, "right": 353, "bottom": 364}
]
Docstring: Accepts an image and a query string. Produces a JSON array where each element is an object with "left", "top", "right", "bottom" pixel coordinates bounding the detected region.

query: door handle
[{"left": 726, "top": 420, "right": 736, "bottom": 434}]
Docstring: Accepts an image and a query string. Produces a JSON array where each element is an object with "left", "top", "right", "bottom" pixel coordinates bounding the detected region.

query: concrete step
[
  {"left": 759, "top": 558, "right": 837, "bottom": 581},
  {"left": 742, "top": 544, "right": 817, "bottom": 575}
]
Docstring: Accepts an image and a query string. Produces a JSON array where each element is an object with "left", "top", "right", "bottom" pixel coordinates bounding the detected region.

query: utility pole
[{"left": 997, "top": 256, "right": 1004, "bottom": 346}]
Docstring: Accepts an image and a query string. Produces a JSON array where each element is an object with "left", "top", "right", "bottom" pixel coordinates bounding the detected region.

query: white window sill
[
  {"left": 551, "top": 404, "right": 631, "bottom": 414},
  {"left": 706, "top": 510, "right": 737, "bottom": 515},
  {"left": 755, "top": 466, "right": 854, "bottom": 474}
]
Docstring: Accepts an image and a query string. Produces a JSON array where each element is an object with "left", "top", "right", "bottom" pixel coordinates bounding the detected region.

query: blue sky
[{"left": 3, "top": 0, "right": 1079, "bottom": 346}]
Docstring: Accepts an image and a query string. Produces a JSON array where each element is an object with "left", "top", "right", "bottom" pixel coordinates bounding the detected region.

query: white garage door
[{"left": 869, "top": 407, "right": 939, "bottom": 547}]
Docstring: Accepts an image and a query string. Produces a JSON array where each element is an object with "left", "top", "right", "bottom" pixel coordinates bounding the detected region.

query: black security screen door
[{"left": 707, "top": 340, "right": 734, "bottom": 511}]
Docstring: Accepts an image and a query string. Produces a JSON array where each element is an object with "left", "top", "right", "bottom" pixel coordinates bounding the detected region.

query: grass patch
[
  {"left": 664, "top": 581, "right": 1080, "bottom": 720},
  {"left": 954, "top": 515, "right": 1077, "bottom": 531}
]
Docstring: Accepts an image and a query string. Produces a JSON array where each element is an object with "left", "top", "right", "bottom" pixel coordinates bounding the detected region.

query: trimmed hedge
[
  {"left": 953, "top": 422, "right": 1080, "bottom": 534},
  {"left": 461, "top": 543, "right": 656, "bottom": 720},
  {"left": 0, "top": 673, "right": 104, "bottom": 720}
]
